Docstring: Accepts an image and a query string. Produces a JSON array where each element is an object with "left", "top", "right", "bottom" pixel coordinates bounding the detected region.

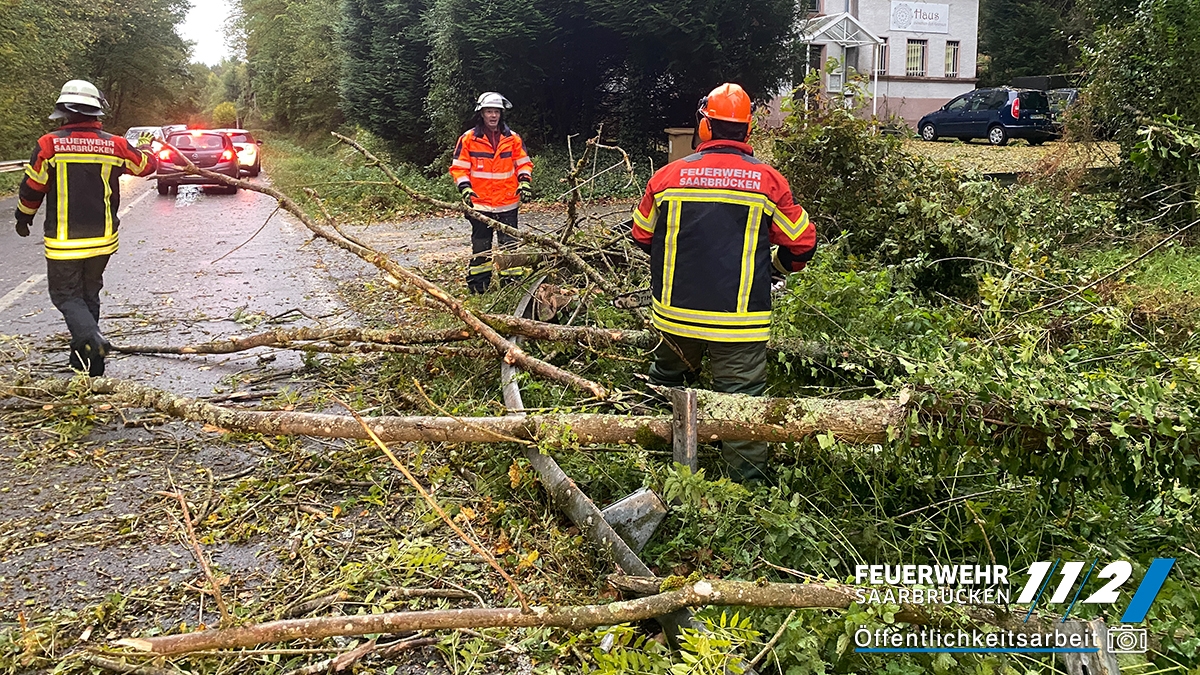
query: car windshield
[
  {"left": 227, "top": 133, "right": 251, "bottom": 143},
  {"left": 1018, "top": 91, "right": 1050, "bottom": 112},
  {"left": 170, "top": 134, "right": 225, "bottom": 150}
]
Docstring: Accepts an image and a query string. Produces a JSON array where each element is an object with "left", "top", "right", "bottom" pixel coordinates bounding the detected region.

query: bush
[{"left": 212, "top": 101, "right": 238, "bottom": 128}]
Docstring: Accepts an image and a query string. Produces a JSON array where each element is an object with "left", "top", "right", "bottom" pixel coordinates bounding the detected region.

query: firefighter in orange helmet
[
  {"left": 449, "top": 92, "right": 534, "bottom": 294},
  {"left": 631, "top": 83, "right": 817, "bottom": 484}
]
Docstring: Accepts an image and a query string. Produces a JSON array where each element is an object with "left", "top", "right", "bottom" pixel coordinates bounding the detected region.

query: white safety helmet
[
  {"left": 49, "top": 79, "right": 107, "bottom": 119},
  {"left": 475, "top": 92, "right": 512, "bottom": 112}
]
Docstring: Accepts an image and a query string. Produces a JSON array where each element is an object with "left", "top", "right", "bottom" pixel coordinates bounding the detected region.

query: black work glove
[
  {"left": 15, "top": 212, "right": 33, "bottom": 237},
  {"left": 516, "top": 181, "right": 533, "bottom": 202},
  {"left": 460, "top": 186, "right": 478, "bottom": 208}
]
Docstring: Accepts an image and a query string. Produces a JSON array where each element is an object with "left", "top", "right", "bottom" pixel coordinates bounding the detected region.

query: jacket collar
[
  {"left": 697, "top": 139, "right": 754, "bottom": 155},
  {"left": 60, "top": 120, "right": 104, "bottom": 131},
  {"left": 473, "top": 122, "right": 512, "bottom": 139}
]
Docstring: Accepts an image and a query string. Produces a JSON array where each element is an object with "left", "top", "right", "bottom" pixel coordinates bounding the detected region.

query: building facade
[{"left": 800, "top": 0, "right": 979, "bottom": 127}]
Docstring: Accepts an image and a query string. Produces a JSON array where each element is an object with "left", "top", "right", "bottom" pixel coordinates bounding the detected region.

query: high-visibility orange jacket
[
  {"left": 448, "top": 124, "right": 532, "bottom": 212},
  {"left": 18, "top": 121, "right": 157, "bottom": 260},
  {"left": 631, "top": 140, "right": 816, "bottom": 342}
]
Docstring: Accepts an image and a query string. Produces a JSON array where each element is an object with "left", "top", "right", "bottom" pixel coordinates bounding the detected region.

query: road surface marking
[
  {"left": 0, "top": 274, "right": 46, "bottom": 315},
  {"left": 118, "top": 185, "right": 154, "bottom": 218}
]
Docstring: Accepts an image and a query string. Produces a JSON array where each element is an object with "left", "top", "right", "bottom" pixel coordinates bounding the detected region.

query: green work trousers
[{"left": 649, "top": 334, "right": 769, "bottom": 483}]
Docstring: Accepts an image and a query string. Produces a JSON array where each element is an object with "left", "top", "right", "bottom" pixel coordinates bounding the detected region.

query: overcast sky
[{"left": 180, "top": 0, "right": 234, "bottom": 65}]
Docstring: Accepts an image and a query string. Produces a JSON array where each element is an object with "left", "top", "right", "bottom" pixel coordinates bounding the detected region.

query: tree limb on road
[
  {"left": 7, "top": 377, "right": 904, "bottom": 445},
  {"left": 163, "top": 152, "right": 608, "bottom": 399},
  {"left": 112, "top": 579, "right": 910, "bottom": 655}
]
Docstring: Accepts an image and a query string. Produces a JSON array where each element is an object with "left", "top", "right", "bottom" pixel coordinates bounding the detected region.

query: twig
[
  {"left": 1016, "top": 216, "right": 1200, "bottom": 317},
  {"left": 211, "top": 204, "right": 281, "bottom": 264},
  {"left": 155, "top": 491, "right": 232, "bottom": 625},
  {"left": 335, "top": 397, "right": 532, "bottom": 613},
  {"left": 747, "top": 610, "right": 796, "bottom": 669},
  {"left": 78, "top": 654, "right": 175, "bottom": 675}
]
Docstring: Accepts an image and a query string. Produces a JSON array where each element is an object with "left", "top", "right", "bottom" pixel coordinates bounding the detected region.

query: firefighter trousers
[
  {"left": 47, "top": 255, "right": 111, "bottom": 375},
  {"left": 648, "top": 334, "right": 769, "bottom": 483},
  {"left": 467, "top": 210, "right": 518, "bottom": 293}
]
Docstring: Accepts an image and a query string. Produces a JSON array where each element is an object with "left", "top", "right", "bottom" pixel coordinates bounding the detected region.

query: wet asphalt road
[{"left": 0, "top": 173, "right": 365, "bottom": 395}]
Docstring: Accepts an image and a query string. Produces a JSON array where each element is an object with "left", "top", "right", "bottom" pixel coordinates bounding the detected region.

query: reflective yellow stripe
[
  {"left": 655, "top": 188, "right": 773, "bottom": 212},
  {"left": 468, "top": 263, "right": 493, "bottom": 275},
  {"left": 632, "top": 205, "right": 656, "bottom": 233},
  {"left": 651, "top": 314, "right": 771, "bottom": 342},
  {"left": 736, "top": 206, "right": 761, "bottom": 313},
  {"left": 771, "top": 246, "right": 789, "bottom": 274},
  {"left": 498, "top": 267, "right": 527, "bottom": 277},
  {"left": 45, "top": 242, "right": 119, "bottom": 260},
  {"left": 651, "top": 299, "right": 770, "bottom": 326},
  {"left": 55, "top": 161, "right": 68, "bottom": 240},
  {"left": 101, "top": 163, "right": 113, "bottom": 237},
  {"left": 25, "top": 162, "right": 47, "bottom": 184},
  {"left": 44, "top": 234, "right": 119, "bottom": 249},
  {"left": 45, "top": 236, "right": 118, "bottom": 259},
  {"left": 661, "top": 199, "right": 682, "bottom": 305},
  {"left": 125, "top": 151, "right": 149, "bottom": 174},
  {"left": 772, "top": 208, "right": 810, "bottom": 241},
  {"left": 17, "top": 201, "right": 38, "bottom": 215}
]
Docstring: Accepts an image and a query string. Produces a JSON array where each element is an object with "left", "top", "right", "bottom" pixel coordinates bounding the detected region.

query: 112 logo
[{"left": 1015, "top": 558, "right": 1175, "bottom": 622}]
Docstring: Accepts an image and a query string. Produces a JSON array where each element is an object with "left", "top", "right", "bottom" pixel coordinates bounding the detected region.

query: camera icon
[{"left": 1108, "top": 626, "right": 1148, "bottom": 654}]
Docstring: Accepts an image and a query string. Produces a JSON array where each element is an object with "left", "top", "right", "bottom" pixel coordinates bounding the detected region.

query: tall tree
[
  {"left": 232, "top": 0, "right": 344, "bottom": 132},
  {"left": 978, "top": 0, "right": 1076, "bottom": 86},
  {"left": 79, "top": 0, "right": 192, "bottom": 129},
  {"left": 339, "top": 0, "right": 438, "bottom": 163}
]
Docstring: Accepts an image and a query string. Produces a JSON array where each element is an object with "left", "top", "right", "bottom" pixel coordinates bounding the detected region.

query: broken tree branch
[
  {"left": 114, "top": 579, "right": 937, "bottom": 655},
  {"left": 166, "top": 158, "right": 608, "bottom": 399},
  {"left": 11, "top": 377, "right": 904, "bottom": 445},
  {"left": 155, "top": 491, "right": 231, "bottom": 625},
  {"left": 113, "top": 326, "right": 474, "bottom": 354}
]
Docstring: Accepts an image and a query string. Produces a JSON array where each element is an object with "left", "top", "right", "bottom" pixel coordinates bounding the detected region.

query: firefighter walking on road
[
  {"left": 13, "top": 80, "right": 157, "bottom": 376},
  {"left": 449, "top": 92, "right": 534, "bottom": 294},
  {"left": 631, "top": 83, "right": 817, "bottom": 484}
]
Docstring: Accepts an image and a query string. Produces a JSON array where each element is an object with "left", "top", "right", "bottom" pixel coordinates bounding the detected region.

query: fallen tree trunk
[
  {"left": 11, "top": 377, "right": 904, "bottom": 445},
  {"left": 113, "top": 579, "right": 905, "bottom": 655}
]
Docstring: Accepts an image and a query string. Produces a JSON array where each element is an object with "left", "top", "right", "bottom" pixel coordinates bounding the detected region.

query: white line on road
[
  {"left": 0, "top": 183, "right": 149, "bottom": 317},
  {"left": 0, "top": 274, "right": 46, "bottom": 315}
]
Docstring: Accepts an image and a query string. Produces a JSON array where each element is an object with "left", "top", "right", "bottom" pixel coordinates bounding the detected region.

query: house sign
[{"left": 890, "top": 1, "right": 950, "bottom": 33}]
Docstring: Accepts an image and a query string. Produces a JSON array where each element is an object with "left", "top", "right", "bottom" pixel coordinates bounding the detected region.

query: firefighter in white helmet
[
  {"left": 13, "top": 80, "right": 157, "bottom": 375},
  {"left": 448, "top": 92, "right": 534, "bottom": 294}
]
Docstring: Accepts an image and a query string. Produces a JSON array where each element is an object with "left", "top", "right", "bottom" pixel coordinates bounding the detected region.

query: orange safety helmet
[{"left": 697, "top": 83, "right": 753, "bottom": 142}]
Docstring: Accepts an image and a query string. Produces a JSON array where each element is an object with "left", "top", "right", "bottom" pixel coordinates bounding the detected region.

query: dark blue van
[{"left": 918, "top": 88, "right": 1057, "bottom": 146}]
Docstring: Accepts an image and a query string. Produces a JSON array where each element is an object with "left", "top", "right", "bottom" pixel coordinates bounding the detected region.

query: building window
[
  {"left": 945, "top": 40, "right": 960, "bottom": 78},
  {"left": 804, "top": 0, "right": 820, "bottom": 15},
  {"left": 875, "top": 38, "right": 888, "bottom": 76},
  {"left": 906, "top": 39, "right": 927, "bottom": 77}
]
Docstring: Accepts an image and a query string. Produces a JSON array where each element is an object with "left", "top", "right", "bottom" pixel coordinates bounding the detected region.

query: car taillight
[
  {"left": 1011, "top": 97, "right": 1020, "bottom": 118},
  {"left": 221, "top": 149, "right": 234, "bottom": 161},
  {"left": 158, "top": 149, "right": 172, "bottom": 160}
]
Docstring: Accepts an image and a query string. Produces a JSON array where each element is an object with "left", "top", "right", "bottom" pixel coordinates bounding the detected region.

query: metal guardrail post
[{"left": 0, "top": 159, "right": 27, "bottom": 173}]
